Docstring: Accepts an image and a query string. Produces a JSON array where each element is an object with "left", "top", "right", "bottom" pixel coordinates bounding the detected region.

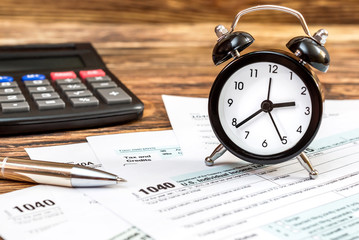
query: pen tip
[{"left": 116, "top": 177, "right": 127, "bottom": 183}]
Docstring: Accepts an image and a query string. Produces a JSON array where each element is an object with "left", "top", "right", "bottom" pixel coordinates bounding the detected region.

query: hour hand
[{"left": 272, "top": 102, "right": 296, "bottom": 108}]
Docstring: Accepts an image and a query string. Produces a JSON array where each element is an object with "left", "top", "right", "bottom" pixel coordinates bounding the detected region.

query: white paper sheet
[
  {"left": 26, "top": 143, "right": 103, "bottom": 169},
  {"left": 0, "top": 185, "right": 134, "bottom": 240},
  {"left": 87, "top": 130, "right": 183, "bottom": 169}
]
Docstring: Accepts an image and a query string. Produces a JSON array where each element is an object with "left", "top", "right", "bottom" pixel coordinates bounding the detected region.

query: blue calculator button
[
  {"left": 0, "top": 76, "right": 14, "bottom": 82},
  {"left": 22, "top": 74, "right": 46, "bottom": 81}
]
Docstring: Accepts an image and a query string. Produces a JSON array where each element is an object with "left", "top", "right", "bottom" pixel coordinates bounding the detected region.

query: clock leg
[
  {"left": 205, "top": 144, "right": 227, "bottom": 166},
  {"left": 297, "top": 152, "right": 319, "bottom": 179}
]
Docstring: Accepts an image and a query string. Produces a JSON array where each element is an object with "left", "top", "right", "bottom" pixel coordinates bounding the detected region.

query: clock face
[
  {"left": 209, "top": 51, "right": 323, "bottom": 164},
  {"left": 218, "top": 61, "right": 312, "bottom": 155}
]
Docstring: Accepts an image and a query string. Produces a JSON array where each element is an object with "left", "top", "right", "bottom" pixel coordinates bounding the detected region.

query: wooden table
[{"left": 0, "top": 20, "right": 359, "bottom": 194}]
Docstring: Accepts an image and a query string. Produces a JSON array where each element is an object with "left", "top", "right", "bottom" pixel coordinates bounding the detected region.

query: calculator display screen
[{"left": 0, "top": 56, "right": 85, "bottom": 72}]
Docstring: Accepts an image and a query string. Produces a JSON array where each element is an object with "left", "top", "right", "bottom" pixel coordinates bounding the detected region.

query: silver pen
[{"left": 0, "top": 157, "right": 126, "bottom": 187}]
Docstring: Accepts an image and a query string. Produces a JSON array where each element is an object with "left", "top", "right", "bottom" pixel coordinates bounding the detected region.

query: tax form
[
  {"left": 21, "top": 143, "right": 153, "bottom": 240},
  {"left": 0, "top": 185, "right": 137, "bottom": 240},
  {"left": 82, "top": 128, "right": 359, "bottom": 240},
  {"left": 86, "top": 130, "right": 182, "bottom": 168}
]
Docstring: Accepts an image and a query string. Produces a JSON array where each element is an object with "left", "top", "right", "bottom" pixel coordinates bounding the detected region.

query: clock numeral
[
  {"left": 227, "top": 98, "right": 233, "bottom": 107},
  {"left": 245, "top": 131, "right": 250, "bottom": 139},
  {"left": 262, "top": 139, "right": 268, "bottom": 148},
  {"left": 281, "top": 136, "right": 288, "bottom": 144},
  {"left": 250, "top": 69, "right": 258, "bottom": 78},
  {"left": 232, "top": 118, "right": 237, "bottom": 126},
  {"left": 269, "top": 64, "right": 278, "bottom": 73},
  {"left": 297, "top": 125, "right": 302, "bottom": 133},
  {"left": 305, "top": 107, "right": 310, "bottom": 115},
  {"left": 301, "top": 86, "right": 307, "bottom": 95},
  {"left": 290, "top": 71, "right": 293, "bottom": 80},
  {"left": 234, "top": 81, "right": 244, "bottom": 90}
]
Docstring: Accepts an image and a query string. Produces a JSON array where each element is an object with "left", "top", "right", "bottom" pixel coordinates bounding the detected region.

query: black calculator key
[
  {"left": 24, "top": 79, "right": 50, "bottom": 87},
  {"left": 0, "top": 94, "right": 25, "bottom": 103},
  {"left": 70, "top": 97, "right": 99, "bottom": 107},
  {"left": 55, "top": 78, "right": 82, "bottom": 85},
  {"left": 1, "top": 102, "right": 30, "bottom": 113},
  {"left": 32, "top": 92, "right": 60, "bottom": 101},
  {"left": 0, "top": 82, "right": 18, "bottom": 88},
  {"left": 65, "top": 90, "right": 92, "bottom": 98},
  {"left": 98, "top": 87, "right": 132, "bottom": 104},
  {"left": 86, "top": 76, "right": 111, "bottom": 83},
  {"left": 91, "top": 81, "right": 117, "bottom": 90},
  {"left": 36, "top": 99, "right": 65, "bottom": 110},
  {"left": 0, "top": 88, "right": 21, "bottom": 95},
  {"left": 60, "top": 83, "right": 87, "bottom": 92},
  {"left": 28, "top": 86, "right": 55, "bottom": 94}
]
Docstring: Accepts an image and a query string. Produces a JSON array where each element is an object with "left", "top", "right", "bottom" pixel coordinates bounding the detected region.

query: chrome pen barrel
[
  {"left": 0, "top": 157, "right": 122, "bottom": 187},
  {"left": 0, "top": 157, "right": 73, "bottom": 187}
]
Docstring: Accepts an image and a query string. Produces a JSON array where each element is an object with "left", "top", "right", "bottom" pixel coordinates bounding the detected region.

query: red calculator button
[
  {"left": 51, "top": 71, "right": 77, "bottom": 80},
  {"left": 79, "top": 69, "right": 106, "bottom": 80}
]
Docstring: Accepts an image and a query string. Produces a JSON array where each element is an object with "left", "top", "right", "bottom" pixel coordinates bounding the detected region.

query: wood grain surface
[
  {"left": 0, "top": 16, "right": 359, "bottom": 198},
  {"left": 0, "top": 0, "right": 358, "bottom": 24}
]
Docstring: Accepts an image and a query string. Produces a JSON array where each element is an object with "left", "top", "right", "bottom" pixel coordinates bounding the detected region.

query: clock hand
[
  {"left": 268, "top": 112, "right": 284, "bottom": 142},
  {"left": 267, "top": 77, "right": 272, "bottom": 100},
  {"left": 235, "top": 109, "right": 263, "bottom": 128},
  {"left": 272, "top": 102, "right": 296, "bottom": 108},
  {"left": 235, "top": 100, "right": 294, "bottom": 129}
]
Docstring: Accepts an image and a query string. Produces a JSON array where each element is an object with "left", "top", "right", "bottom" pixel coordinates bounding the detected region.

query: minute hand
[
  {"left": 235, "top": 109, "right": 263, "bottom": 128},
  {"left": 272, "top": 102, "right": 296, "bottom": 108}
]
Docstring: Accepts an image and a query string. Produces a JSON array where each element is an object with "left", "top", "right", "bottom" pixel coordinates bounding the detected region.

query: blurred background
[{"left": 0, "top": 0, "right": 358, "bottom": 24}]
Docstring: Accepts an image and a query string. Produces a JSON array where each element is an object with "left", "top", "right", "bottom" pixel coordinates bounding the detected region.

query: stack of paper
[{"left": 1, "top": 96, "right": 359, "bottom": 240}]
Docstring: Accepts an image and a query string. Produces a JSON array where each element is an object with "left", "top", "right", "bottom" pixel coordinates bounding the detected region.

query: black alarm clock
[{"left": 205, "top": 5, "right": 330, "bottom": 179}]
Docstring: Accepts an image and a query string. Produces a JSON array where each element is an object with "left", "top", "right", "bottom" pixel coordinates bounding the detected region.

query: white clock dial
[{"left": 218, "top": 62, "right": 312, "bottom": 155}]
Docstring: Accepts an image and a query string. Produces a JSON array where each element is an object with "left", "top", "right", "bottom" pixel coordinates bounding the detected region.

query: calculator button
[
  {"left": 50, "top": 71, "right": 77, "bottom": 80},
  {"left": 1, "top": 102, "right": 30, "bottom": 113},
  {"left": 0, "top": 94, "right": 25, "bottom": 103},
  {"left": 36, "top": 99, "right": 65, "bottom": 110},
  {"left": 55, "top": 78, "right": 81, "bottom": 85},
  {"left": 65, "top": 90, "right": 92, "bottom": 98},
  {"left": 32, "top": 92, "right": 60, "bottom": 101},
  {"left": 60, "top": 83, "right": 87, "bottom": 92},
  {"left": 86, "top": 75, "right": 111, "bottom": 83},
  {"left": 70, "top": 97, "right": 99, "bottom": 108},
  {"left": 27, "top": 86, "right": 55, "bottom": 94},
  {"left": 79, "top": 69, "right": 105, "bottom": 80},
  {"left": 0, "top": 88, "right": 21, "bottom": 95},
  {"left": 0, "top": 82, "right": 18, "bottom": 88},
  {"left": 0, "top": 76, "right": 14, "bottom": 82},
  {"left": 24, "top": 79, "right": 50, "bottom": 87},
  {"left": 22, "top": 74, "right": 46, "bottom": 81},
  {"left": 91, "top": 81, "right": 117, "bottom": 90},
  {"left": 98, "top": 88, "right": 132, "bottom": 104}
]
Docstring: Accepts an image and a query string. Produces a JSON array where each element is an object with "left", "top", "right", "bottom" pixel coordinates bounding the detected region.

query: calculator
[{"left": 0, "top": 43, "right": 144, "bottom": 135}]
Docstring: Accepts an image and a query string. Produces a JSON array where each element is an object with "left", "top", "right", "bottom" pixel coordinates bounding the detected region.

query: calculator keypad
[{"left": 0, "top": 69, "right": 132, "bottom": 113}]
